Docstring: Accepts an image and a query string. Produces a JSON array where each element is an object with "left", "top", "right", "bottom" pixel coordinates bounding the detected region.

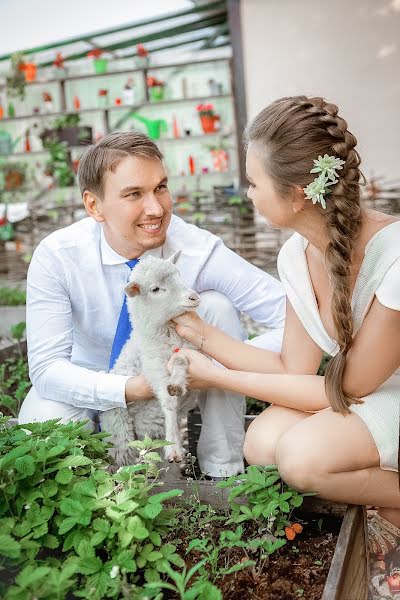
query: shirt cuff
[{"left": 95, "top": 372, "right": 130, "bottom": 410}]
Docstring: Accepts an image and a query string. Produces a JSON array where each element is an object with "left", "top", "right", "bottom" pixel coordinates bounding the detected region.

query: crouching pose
[
  {"left": 18, "top": 131, "right": 286, "bottom": 478},
  {"left": 101, "top": 253, "right": 198, "bottom": 466},
  {"left": 168, "top": 96, "right": 400, "bottom": 596}
]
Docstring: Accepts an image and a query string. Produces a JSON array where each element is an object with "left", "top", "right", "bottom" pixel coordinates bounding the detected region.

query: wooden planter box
[{"left": 154, "top": 479, "right": 368, "bottom": 600}]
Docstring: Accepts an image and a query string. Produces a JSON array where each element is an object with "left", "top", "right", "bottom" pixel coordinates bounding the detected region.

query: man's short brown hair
[{"left": 77, "top": 131, "right": 164, "bottom": 197}]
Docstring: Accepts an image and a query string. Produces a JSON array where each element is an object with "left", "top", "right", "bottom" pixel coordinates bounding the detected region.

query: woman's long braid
[{"left": 308, "top": 98, "right": 363, "bottom": 414}]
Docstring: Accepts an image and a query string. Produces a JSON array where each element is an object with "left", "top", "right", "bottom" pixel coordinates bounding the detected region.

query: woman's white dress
[{"left": 277, "top": 221, "right": 400, "bottom": 472}]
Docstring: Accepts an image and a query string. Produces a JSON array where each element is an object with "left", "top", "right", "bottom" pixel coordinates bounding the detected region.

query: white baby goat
[{"left": 100, "top": 252, "right": 199, "bottom": 467}]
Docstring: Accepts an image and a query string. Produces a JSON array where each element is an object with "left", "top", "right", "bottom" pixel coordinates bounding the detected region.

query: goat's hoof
[
  {"left": 167, "top": 384, "right": 183, "bottom": 397},
  {"left": 165, "top": 447, "right": 184, "bottom": 463}
]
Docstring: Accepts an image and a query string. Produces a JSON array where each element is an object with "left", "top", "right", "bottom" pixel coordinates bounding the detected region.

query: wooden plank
[
  {"left": 155, "top": 477, "right": 349, "bottom": 515},
  {"left": 321, "top": 505, "right": 368, "bottom": 600}
]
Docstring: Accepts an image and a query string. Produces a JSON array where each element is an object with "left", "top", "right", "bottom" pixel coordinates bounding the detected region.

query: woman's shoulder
[
  {"left": 277, "top": 232, "right": 305, "bottom": 271},
  {"left": 376, "top": 255, "right": 400, "bottom": 311}
]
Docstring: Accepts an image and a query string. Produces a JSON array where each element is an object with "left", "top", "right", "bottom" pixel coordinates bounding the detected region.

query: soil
[{"left": 165, "top": 511, "right": 341, "bottom": 600}]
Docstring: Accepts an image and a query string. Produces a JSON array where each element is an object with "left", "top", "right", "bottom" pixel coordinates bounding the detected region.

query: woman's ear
[
  {"left": 290, "top": 186, "right": 307, "bottom": 214},
  {"left": 83, "top": 190, "right": 104, "bottom": 222}
]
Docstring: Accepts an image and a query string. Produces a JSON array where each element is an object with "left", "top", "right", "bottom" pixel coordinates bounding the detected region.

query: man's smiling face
[{"left": 91, "top": 155, "right": 173, "bottom": 258}]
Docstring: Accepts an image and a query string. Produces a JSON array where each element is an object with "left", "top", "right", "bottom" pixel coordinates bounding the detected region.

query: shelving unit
[{"left": 0, "top": 58, "right": 238, "bottom": 193}]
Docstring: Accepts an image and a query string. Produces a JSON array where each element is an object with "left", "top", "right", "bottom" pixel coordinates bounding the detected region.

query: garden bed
[{"left": 155, "top": 479, "right": 368, "bottom": 600}]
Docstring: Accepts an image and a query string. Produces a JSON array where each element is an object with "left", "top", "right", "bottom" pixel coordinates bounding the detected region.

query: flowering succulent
[{"left": 303, "top": 154, "right": 345, "bottom": 209}]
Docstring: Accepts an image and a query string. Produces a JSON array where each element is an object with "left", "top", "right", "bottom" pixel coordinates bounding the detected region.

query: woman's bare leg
[
  {"left": 274, "top": 408, "right": 399, "bottom": 509},
  {"left": 243, "top": 404, "right": 310, "bottom": 465}
]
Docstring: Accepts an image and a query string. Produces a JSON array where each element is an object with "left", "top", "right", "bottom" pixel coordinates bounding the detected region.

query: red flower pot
[{"left": 199, "top": 114, "right": 220, "bottom": 134}]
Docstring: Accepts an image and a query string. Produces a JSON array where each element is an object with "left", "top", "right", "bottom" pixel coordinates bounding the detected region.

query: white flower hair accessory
[{"left": 303, "top": 154, "right": 345, "bottom": 209}]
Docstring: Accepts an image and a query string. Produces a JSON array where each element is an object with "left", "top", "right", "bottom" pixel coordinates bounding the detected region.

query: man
[{"left": 18, "top": 132, "right": 285, "bottom": 477}]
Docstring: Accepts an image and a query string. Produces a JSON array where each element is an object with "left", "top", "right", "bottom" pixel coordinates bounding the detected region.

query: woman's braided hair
[{"left": 244, "top": 96, "right": 364, "bottom": 414}]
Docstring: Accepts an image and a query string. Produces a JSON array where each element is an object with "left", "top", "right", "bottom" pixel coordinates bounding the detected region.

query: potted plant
[
  {"left": 206, "top": 138, "right": 230, "bottom": 172},
  {"left": 196, "top": 103, "right": 221, "bottom": 134},
  {"left": 42, "top": 138, "right": 75, "bottom": 187},
  {"left": 6, "top": 52, "right": 26, "bottom": 100},
  {"left": 0, "top": 162, "right": 26, "bottom": 190},
  {"left": 87, "top": 48, "right": 108, "bottom": 74},
  {"left": 53, "top": 52, "right": 68, "bottom": 78},
  {"left": 147, "top": 76, "right": 165, "bottom": 102},
  {"left": 40, "top": 113, "right": 93, "bottom": 148},
  {"left": 135, "top": 43, "right": 150, "bottom": 69}
]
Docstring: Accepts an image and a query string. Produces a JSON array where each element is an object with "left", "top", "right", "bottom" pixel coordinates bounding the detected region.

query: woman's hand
[
  {"left": 171, "top": 311, "right": 207, "bottom": 349},
  {"left": 167, "top": 348, "right": 221, "bottom": 390}
]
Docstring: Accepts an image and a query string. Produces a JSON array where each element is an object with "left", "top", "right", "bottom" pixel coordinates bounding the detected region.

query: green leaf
[
  {"left": 290, "top": 496, "right": 304, "bottom": 508},
  {"left": 145, "top": 568, "right": 161, "bottom": 583},
  {"left": 149, "top": 489, "right": 183, "bottom": 503},
  {"left": 86, "top": 570, "right": 109, "bottom": 596},
  {"left": 77, "top": 556, "right": 103, "bottom": 575},
  {"left": 59, "top": 516, "right": 78, "bottom": 534},
  {"left": 138, "top": 503, "right": 163, "bottom": 520},
  {"left": 77, "top": 539, "right": 95, "bottom": 559},
  {"left": 92, "top": 518, "right": 110, "bottom": 533},
  {"left": 60, "top": 497, "right": 83, "bottom": 516},
  {"left": 91, "top": 531, "right": 108, "bottom": 546},
  {"left": 0, "top": 534, "right": 20, "bottom": 558},
  {"left": 56, "top": 468, "right": 74, "bottom": 484},
  {"left": 149, "top": 531, "right": 162, "bottom": 546},
  {"left": 127, "top": 515, "right": 149, "bottom": 540},
  {"left": 57, "top": 455, "right": 92, "bottom": 469},
  {"left": 15, "top": 565, "right": 51, "bottom": 588},
  {"left": 146, "top": 551, "right": 163, "bottom": 562},
  {"left": 73, "top": 479, "right": 97, "bottom": 497},
  {"left": 43, "top": 534, "right": 59, "bottom": 549}
]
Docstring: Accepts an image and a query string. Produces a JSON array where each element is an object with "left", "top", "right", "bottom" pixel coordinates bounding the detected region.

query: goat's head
[{"left": 125, "top": 253, "right": 200, "bottom": 323}]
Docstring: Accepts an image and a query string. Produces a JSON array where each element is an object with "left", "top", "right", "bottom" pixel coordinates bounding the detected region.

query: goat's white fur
[{"left": 100, "top": 253, "right": 198, "bottom": 466}]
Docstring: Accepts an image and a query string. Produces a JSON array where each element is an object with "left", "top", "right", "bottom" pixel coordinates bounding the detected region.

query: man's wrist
[{"left": 125, "top": 375, "right": 152, "bottom": 404}]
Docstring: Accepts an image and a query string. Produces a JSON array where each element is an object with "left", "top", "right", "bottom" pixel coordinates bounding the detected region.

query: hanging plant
[{"left": 6, "top": 52, "right": 26, "bottom": 100}]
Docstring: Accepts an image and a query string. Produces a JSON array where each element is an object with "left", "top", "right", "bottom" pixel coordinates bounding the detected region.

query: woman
[{"left": 170, "top": 96, "right": 400, "bottom": 586}]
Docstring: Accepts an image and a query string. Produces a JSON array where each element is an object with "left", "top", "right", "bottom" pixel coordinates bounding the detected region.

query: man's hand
[{"left": 125, "top": 374, "right": 154, "bottom": 404}]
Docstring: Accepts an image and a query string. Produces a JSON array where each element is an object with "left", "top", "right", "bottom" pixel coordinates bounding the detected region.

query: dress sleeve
[{"left": 375, "top": 257, "right": 400, "bottom": 311}]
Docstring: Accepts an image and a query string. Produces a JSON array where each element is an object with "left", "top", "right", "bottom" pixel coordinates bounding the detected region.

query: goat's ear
[
  {"left": 125, "top": 282, "right": 140, "bottom": 297},
  {"left": 166, "top": 250, "right": 181, "bottom": 265}
]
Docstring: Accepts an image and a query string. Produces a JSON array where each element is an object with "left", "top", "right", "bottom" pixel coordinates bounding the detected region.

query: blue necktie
[{"left": 108, "top": 259, "right": 139, "bottom": 370}]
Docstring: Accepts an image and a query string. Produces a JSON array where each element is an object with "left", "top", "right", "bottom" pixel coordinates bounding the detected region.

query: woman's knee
[
  {"left": 243, "top": 407, "right": 281, "bottom": 466},
  {"left": 275, "top": 432, "right": 323, "bottom": 492}
]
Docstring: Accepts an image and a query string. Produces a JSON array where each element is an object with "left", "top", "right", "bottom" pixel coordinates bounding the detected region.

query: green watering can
[
  {"left": 129, "top": 113, "right": 167, "bottom": 140},
  {"left": 0, "top": 131, "right": 22, "bottom": 155}
]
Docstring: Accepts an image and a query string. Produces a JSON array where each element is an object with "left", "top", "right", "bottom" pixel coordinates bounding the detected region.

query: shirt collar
[{"left": 100, "top": 224, "right": 163, "bottom": 265}]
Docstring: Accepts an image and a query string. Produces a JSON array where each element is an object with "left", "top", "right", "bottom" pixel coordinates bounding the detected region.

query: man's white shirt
[{"left": 26, "top": 215, "right": 286, "bottom": 410}]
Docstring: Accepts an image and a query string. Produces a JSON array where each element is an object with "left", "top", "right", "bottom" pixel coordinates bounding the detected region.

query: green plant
[
  {"left": 53, "top": 113, "right": 80, "bottom": 130},
  {"left": 43, "top": 139, "right": 75, "bottom": 187},
  {"left": 217, "top": 465, "right": 313, "bottom": 538},
  {"left": 0, "top": 356, "right": 30, "bottom": 417},
  {"left": 0, "top": 286, "right": 26, "bottom": 306},
  {"left": 0, "top": 421, "right": 186, "bottom": 599},
  {"left": 10, "top": 321, "right": 26, "bottom": 359},
  {"left": 6, "top": 52, "right": 26, "bottom": 100},
  {"left": 145, "top": 561, "right": 222, "bottom": 599}
]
